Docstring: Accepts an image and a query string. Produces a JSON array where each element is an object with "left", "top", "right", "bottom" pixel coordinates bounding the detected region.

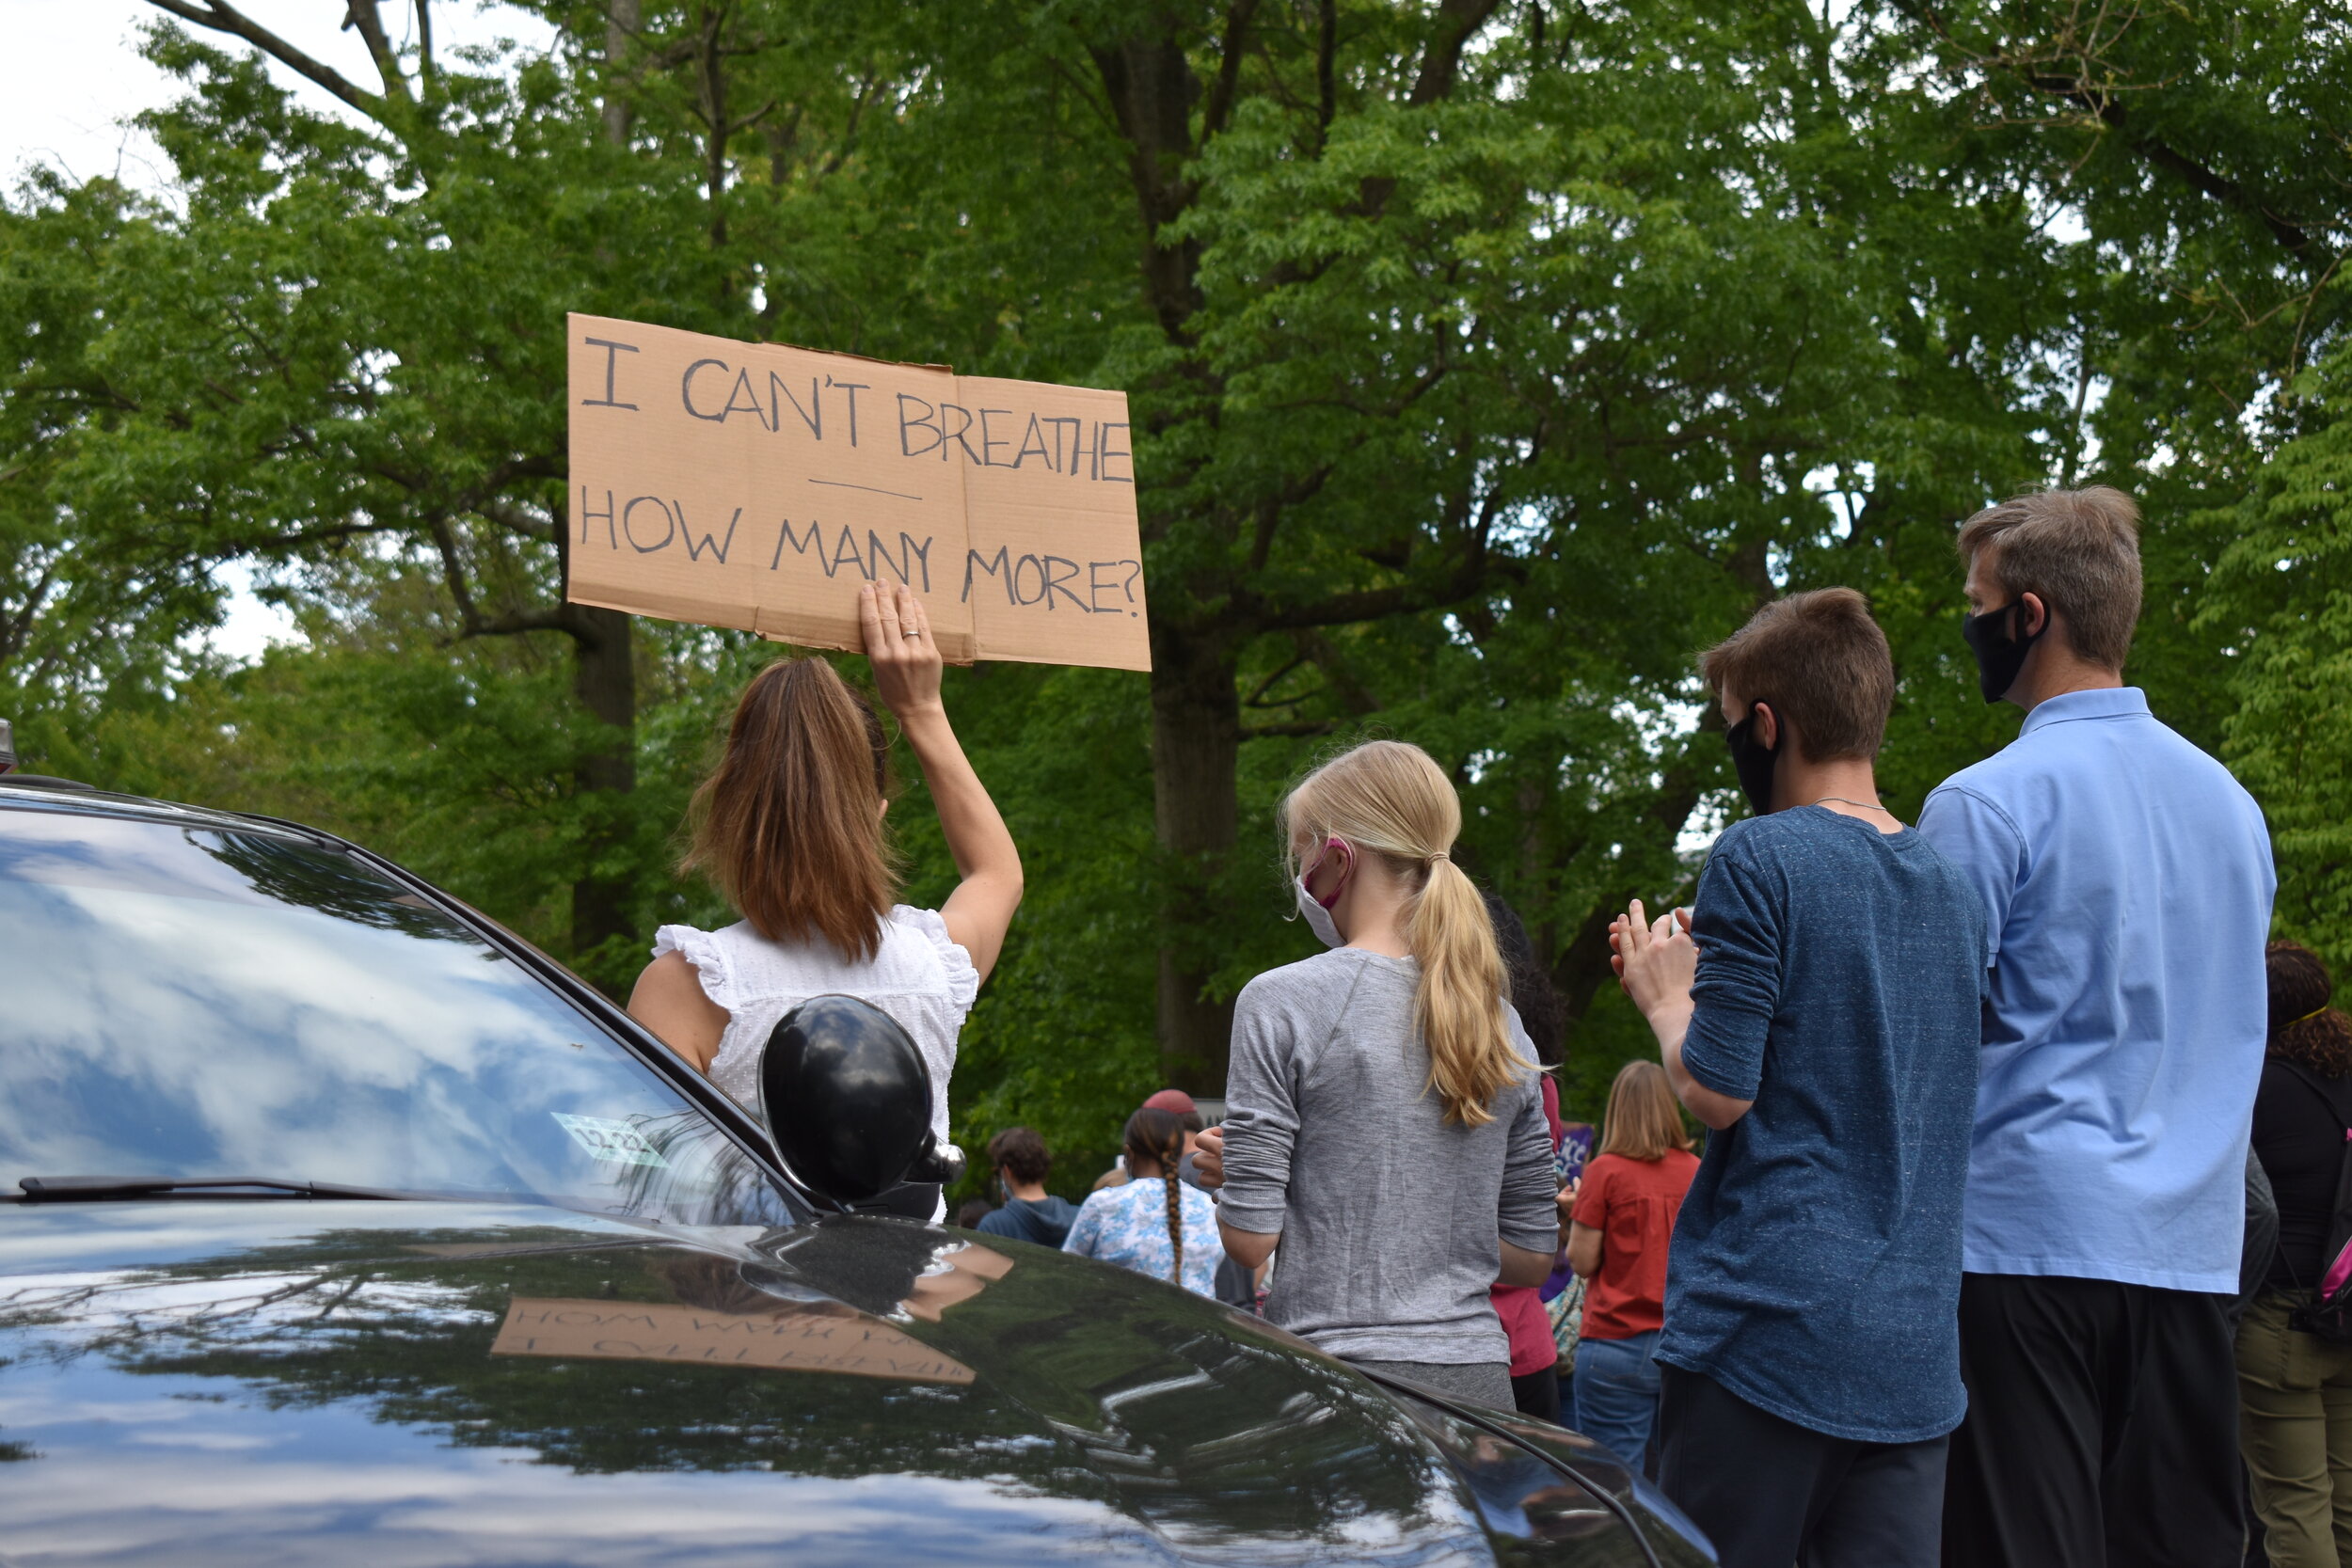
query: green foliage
[
  {"left": 2203, "top": 339, "right": 2352, "bottom": 975},
  {"left": 5, "top": 0, "right": 2350, "bottom": 1172}
]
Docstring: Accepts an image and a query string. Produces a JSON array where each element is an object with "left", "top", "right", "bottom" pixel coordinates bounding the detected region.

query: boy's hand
[
  {"left": 1612, "top": 898, "right": 1696, "bottom": 1024},
  {"left": 1191, "top": 1126, "right": 1225, "bottom": 1190}
]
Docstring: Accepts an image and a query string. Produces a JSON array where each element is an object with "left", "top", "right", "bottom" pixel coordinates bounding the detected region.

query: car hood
[{"left": 0, "top": 1200, "right": 1692, "bottom": 1568}]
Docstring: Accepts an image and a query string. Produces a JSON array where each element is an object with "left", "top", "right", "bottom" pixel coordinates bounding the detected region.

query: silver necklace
[{"left": 1808, "top": 796, "right": 1895, "bottom": 816}]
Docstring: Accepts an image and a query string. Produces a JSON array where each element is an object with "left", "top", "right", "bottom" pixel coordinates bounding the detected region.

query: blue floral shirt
[{"left": 1063, "top": 1177, "right": 1227, "bottom": 1299}]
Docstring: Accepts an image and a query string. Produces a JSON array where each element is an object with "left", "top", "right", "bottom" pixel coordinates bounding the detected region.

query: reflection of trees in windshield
[
  {"left": 0, "top": 1222, "right": 1498, "bottom": 1561},
  {"left": 192, "top": 831, "right": 463, "bottom": 941}
]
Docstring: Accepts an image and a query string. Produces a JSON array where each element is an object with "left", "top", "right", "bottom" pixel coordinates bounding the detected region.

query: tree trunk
[
  {"left": 1150, "top": 625, "right": 1241, "bottom": 1093},
  {"left": 567, "top": 602, "right": 637, "bottom": 983},
  {"left": 565, "top": 3, "right": 644, "bottom": 992},
  {"left": 602, "top": 0, "right": 641, "bottom": 145}
]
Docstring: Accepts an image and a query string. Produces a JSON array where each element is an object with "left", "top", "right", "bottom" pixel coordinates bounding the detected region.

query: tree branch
[
  {"left": 1345, "top": 0, "right": 1502, "bottom": 222},
  {"left": 2026, "top": 70, "right": 2330, "bottom": 263},
  {"left": 1200, "top": 0, "right": 1263, "bottom": 145},
  {"left": 471, "top": 499, "right": 559, "bottom": 545},
  {"left": 414, "top": 0, "right": 435, "bottom": 96},
  {"left": 467, "top": 607, "right": 571, "bottom": 639},
  {"left": 1406, "top": 0, "right": 1503, "bottom": 106},
  {"left": 1241, "top": 652, "right": 1311, "bottom": 707},
  {"left": 1312, "top": 0, "right": 1337, "bottom": 152},
  {"left": 338, "top": 0, "right": 414, "bottom": 103},
  {"left": 1241, "top": 718, "right": 1340, "bottom": 739},
  {"left": 427, "top": 515, "right": 484, "bottom": 630},
  {"left": 143, "top": 0, "right": 388, "bottom": 119}
]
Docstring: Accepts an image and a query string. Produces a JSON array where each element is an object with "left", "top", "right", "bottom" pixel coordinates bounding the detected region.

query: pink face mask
[{"left": 1294, "top": 837, "right": 1353, "bottom": 947}]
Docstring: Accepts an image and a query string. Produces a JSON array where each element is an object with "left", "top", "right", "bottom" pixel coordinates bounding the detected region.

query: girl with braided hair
[{"left": 1062, "top": 1107, "right": 1225, "bottom": 1296}]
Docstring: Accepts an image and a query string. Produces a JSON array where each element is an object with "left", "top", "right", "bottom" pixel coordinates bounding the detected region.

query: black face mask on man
[
  {"left": 1724, "top": 705, "right": 1779, "bottom": 817},
  {"left": 1962, "top": 599, "right": 2045, "bottom": 705}
]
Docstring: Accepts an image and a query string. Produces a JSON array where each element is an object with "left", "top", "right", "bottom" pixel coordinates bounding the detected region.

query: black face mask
[
  {"left": 1724, "top": 705, "right": 1779, "bottom": 816},
  {"left": 1962, "top": 600, "right": 2045, "bottom": 705}
]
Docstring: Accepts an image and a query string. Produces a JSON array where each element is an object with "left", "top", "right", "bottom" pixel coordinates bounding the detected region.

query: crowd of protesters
[{"left": 622, "top": 491, "right": 2331, "bottom": 1567}]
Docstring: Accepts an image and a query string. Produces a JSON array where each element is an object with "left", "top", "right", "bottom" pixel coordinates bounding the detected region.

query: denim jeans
[{"left": 1573, "top": 1330, "right": 1661, "bottom": 1470}]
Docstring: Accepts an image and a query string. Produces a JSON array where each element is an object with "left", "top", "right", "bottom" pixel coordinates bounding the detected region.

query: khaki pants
[{"left": 2240, "top": 1290, "right": 2352, "bottom": 1568}]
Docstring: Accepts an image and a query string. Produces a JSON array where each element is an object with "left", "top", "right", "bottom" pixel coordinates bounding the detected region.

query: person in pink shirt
[{"left": 1486, "top": 894, "right": 1573, "bottom": 1422}]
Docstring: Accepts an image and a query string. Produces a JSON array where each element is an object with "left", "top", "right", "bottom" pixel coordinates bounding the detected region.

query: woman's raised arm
[{"left": 859, "top": 582, "right": 1024, "bottom": 982}]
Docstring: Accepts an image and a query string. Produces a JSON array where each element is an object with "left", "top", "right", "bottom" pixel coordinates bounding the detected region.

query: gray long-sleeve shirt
[{"left": 1218, "top": 949, "right": 1556, "bottom": 1366}]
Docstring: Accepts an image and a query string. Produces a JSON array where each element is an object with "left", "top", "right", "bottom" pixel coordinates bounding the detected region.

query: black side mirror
[{"left": 757, "top": 994, "right": 966, "bottom": 1208}]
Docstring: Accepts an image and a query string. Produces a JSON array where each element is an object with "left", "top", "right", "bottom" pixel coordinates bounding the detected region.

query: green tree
[
  {"left": 1892, "top": 0, "right": 2351, "bottom": 970},
  {"left": 12, "top": 0, "right": 2346, "bottom": 1155}
]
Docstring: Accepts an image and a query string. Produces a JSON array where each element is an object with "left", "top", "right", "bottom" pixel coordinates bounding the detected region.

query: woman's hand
[
  {"left": 1612, "top": 898, "right": 1696, "bottom": 1027},
  {"left": 859, "top": 582, "right": 943, "bottom": 718},
  {"left": 852, "top": 581, "right": 1024, "bottom": 984}
]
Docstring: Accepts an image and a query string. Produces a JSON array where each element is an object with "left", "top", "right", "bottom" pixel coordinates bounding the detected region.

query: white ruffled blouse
[{"left": 652, "top": 907, "right": 979, "bottom": 1159}]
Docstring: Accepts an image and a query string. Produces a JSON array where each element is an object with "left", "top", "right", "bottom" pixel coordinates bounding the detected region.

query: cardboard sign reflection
[
  {"left": 492, "top": 1297, "right": 977, "bottom": 1385},
  {"left": 490, "top": 1243, "right": 1015, "bottom": 1385}
]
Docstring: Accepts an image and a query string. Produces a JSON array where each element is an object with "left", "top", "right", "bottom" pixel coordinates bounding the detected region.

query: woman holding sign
[{"left": 627, "top": 583, "right": 1024, "bottom": 1212}]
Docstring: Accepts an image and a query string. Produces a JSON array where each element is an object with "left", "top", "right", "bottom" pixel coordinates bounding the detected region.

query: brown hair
[
  {"left": 2268, "top": 941, "right": 2352, "bottom": 1081},
  {"left": 684, "top": 657, "right": 896, "bottom": 960},
  {"left": 1283, "top": 740, "right": 1529, "bottom": 1127},
  {"left": 1956, "top": 486, "right": 2143, "bottom": 671},
  {"left": 986, "top": 1126, "right": 1052, "bottom": 1185},
  {"left": 1698, "top": 588, "right": 1896, "bottom": 761},
  {"left": 1597, "top": 1060, "right": 1690, "bottom": 1162},
  {"left": 1123, "top": 1107, "right": 1187, "bottom": 1284}
]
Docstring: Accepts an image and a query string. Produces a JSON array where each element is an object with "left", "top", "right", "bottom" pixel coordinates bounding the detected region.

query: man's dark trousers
[
  {"left": 1941, "top": 1272, "right": 2244, "bottom": 1567},
  {"left": 1655, "top": 1364, "right": 1948, "bottom": 1568}
]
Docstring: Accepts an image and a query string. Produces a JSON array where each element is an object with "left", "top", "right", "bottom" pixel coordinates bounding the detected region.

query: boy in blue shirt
[{"left": 1614, "top": 588, "right": 1987, "bottom": 1568}]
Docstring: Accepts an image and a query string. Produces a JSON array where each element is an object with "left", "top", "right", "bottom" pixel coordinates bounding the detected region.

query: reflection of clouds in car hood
[
  {"left": 0, "top": 1203, "right": 676, "bottom": 1276},
  {"left": 0, "top": 1268, "right": 485, "bottom": 1349},
  {"left": 3, "top": 1443, "right": 1163, "bottom": 1568}
]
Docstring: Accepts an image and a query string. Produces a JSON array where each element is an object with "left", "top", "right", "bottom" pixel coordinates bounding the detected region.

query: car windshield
[{"left": 0, "top": 805, "right": 792, "bottom": 1226}]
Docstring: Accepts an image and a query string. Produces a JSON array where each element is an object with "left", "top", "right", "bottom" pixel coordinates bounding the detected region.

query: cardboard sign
[
  {"left": 491, "top": 1297, "right": 977, "bottom": 1385},
  {"left": 564, "top": 313, "right": 1151, "bottom": 671}
]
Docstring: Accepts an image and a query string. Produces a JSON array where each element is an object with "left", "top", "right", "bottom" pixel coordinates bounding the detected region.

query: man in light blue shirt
[{"left": 1917, "top": 486, "right": 2275, "bottom": 1568}]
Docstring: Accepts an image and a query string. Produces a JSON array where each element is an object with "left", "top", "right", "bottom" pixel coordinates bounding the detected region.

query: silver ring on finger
[{"left": 902, "top": 628, "right": 922, "bottom": 639}]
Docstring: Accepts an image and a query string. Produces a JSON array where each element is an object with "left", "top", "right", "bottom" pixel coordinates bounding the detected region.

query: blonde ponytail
[{"left": 1282, "top": 740, "right": 1525, "bottom": 1126}]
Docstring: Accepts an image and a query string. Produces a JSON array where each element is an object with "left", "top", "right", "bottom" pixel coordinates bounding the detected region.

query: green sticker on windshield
[{"left": 551, "top": 1113, "right": 671, "bottom": 1167}]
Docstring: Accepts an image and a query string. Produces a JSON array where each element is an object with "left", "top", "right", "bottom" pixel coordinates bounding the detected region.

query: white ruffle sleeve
[
  {"left": 651, "top": 924, "right": 737, "bottom": 1013},
  {"left": 887, "top": 906, "right": 981, "bottom": 1017}
]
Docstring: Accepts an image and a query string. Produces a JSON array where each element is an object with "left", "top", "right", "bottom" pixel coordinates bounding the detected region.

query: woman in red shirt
[{"left": 1567, "top": 1060, "right": 1699, "bottom": 1469}]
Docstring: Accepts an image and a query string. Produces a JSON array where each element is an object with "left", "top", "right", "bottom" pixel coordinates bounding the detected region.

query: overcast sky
[{"left": 4, "top": 2, "right": 557, "bottom": 660}]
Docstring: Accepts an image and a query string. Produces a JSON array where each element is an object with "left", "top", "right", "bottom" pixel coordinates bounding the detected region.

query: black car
[{"left": 0, "top": 770, "right": 1714, "bottom": 1566}]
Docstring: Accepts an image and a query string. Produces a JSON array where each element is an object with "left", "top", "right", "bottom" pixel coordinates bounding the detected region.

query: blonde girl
[{"left": 1202, "top": 739, "right": 1557, "bottom": 1409}]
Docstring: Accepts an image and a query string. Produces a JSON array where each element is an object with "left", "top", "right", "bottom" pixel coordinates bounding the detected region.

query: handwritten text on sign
[
  {"left": 490, "top": 1297, "right": 977, "bottom": 1385},
  {"left": 564, "top": 313, "right": 1151, "bottom": 671}
]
